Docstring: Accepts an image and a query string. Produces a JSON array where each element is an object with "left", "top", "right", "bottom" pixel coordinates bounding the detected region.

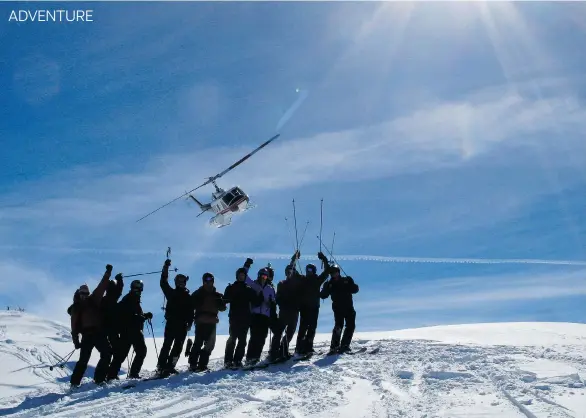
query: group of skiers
[{"left": 66, "top": 251, "right": 359, "bottom": 387}]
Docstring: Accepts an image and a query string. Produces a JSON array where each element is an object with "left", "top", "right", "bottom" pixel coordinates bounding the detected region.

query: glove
[
  {"left": 143, "top": 312, "right": 153, "bottom": 320},
  {"left": 164, "top": 259, "right": 171, "bottom": 267},
  {"left": 291, "top": 250, "right": 300, "bottom": 261},
  {"left": 106, "top": 264, "right": 113, "bottom": 272},
  {"left": 318, "top": 251, "right": 327, "bottom": 261},
  {"left": 245, "top": 258, "right": 253, "bottom": 267},
  {"left": 115, "top": 273, "right": 123, "bottom": 281},
  {"left": 73, "top": 335, "right": 81, "bottom": 349}
]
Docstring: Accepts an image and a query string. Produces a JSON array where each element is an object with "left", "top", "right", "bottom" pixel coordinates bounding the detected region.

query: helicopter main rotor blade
[
  {"left": 210, "top": 133, "right": 280, "bottom": 181},
  {"left": 135, "top": 133, "right": 280, "bottom": 223},
  {"left": 135, "top": 181, "right": 210, "bottom": 223}
]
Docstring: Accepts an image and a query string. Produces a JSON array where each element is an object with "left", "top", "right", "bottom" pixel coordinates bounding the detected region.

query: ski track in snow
[
  {"left": 2, "top": 313, "right": 586, "bottom": 417},
  {"left": 2, "top": 339, "right": 586, "bottom": 417}
]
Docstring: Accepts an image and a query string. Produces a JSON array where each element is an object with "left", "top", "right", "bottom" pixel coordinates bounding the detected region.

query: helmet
[
  {"left": 265, "top": 265, "right": 274, "bottom": 280},
  {"left": 202, "top": 272, "right": 214, "bottom": 283},
  {"left": 130, "top": 280, "right": 144, "bottom": 293},
  {"left": 330, "top": 264, "right": 340, "bottom": 274},
  {"left": 257, "top": 268, "right": 269, "bottom": 279},
  {"left": 174, "top": 274, "right": 189, "bottom": 288},
  {"left": 305, "top": 263, "right": 317, "bottom": 275},
  {"left": 74, "top": 284, "right": 89, "bottom": 302},
  {"left": 285, "top": 265, "right": 297, "bottom": 277}
]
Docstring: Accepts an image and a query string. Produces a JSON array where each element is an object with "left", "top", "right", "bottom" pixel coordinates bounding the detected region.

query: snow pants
[
  {"left": 108, "top": 330, "right": 147, "bottom": 379},
  {"left": 296, "top": 305, "right": 319, "bottom": 354},
  {"left": 224, "top": 317, "right": 250, "bottom": 365},
  {"left": 157, "top": 321, "right": 188, "bottom": 372},
  {"left": 269, "top": 306, "right": 299, "bottom": 358},
  {"left": 330, "top": 306, "right": 356, "bottom": 351},
  {"left": 188, "top": 322, "right": 216, "bottom": 370},
  {"left": 246, "top": 314, "right": 270, "bottom": 361},
  {"left": 71, "top": 330, "right": 112, "bottom": 386},
  {"left": 106, "top": 328, "right": 120, "bottom": 355}
]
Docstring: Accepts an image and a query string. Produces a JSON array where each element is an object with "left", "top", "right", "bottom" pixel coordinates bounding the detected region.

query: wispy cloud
[
  {"left": 3, "top": 88, "right": 583, "bottom": 225},
  {"left": 356, "top": 268, "right": 586, "bottom": 318}
]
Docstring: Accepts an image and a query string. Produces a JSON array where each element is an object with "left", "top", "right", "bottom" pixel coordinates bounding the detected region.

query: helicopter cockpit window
[{"left": 222, "top": 192, "right": 235, "bottom": 205}]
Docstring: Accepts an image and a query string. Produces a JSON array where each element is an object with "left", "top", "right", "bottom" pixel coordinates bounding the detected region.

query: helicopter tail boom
[{"left": 188, "top": 194, "right": 208, "bottom": 209}]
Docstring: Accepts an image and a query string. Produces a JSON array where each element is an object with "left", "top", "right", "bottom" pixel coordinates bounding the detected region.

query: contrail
[
  {"left": 2, "top": 245, "right": 586, "bottom": 266},
  {"left": 275, "top": 88, "right": 309, "bottom": 132}
]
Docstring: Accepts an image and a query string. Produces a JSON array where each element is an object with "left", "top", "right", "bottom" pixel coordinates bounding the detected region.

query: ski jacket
[
  {"left": 276, "top": 273, "right": 304, "bottom": 310},
  {"left": 191, "top": 286, "right": 227, "bottom": 325},
  {"left": 68, "top": 270, "right": 111, "bottom": 340},
  {"left": 320, "top": 276, "right": 359, "bottom": 310},
  {"left": 100, "top": 277, "right": 123, "bottom": 331},
  {"left": 244, "top": 270, "right": 276, "bottom": 318},
  {"left": 223, "top": 280, "right": 261, "bottom": 321},
  {"left": 160, "top": 270, "right": 193, "bottom": 328},
  {"left": 117, "top": 293, "right": 146, "bottom": 334},
  {"left": 298, "top": 259, "right": 330, "bottom": 309}
]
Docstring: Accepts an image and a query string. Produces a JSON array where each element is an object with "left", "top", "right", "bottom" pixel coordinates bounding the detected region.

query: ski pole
[
  {"left": 285, "top": 218, "right": 297, "bottom": 252},
  {"left": 331, "top": 232, "right": 336, "bottom": 261},
  {"left": 124, "top": 268, "right": 177, "bottom": 278},
  {"left": 147, "top": 319, "right": 159, "bottom": 358},
  {"left": 129, "top": 349, "right": 135, "bottom": 371},
  {"left": 298, "top": 221, "right": 310, "bottom": 248},
  {"left": 292, "top": 199, "right": 302, "bottom": 271},
  {"left": 162, "top": 247, "right": 172, "bottom": 312},
  {"left": 49, "top": 348, "right": 76, "bottom": 370},
  {"left": 317, "top": 236, "right": 349, "bottom": 277},
  {"left": 319, "top": 199, "right": 324, "bottom": 269}
]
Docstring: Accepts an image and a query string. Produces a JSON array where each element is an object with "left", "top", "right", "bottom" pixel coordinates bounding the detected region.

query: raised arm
[
  {"left": 243, "top": 259, "right": 264, "bottom": 294},
  {"left": 320, "top": 280, "right": 331, "bottom": 300},
  {"left": 317, "top": 252, "right": 330, "bottom": 286},
  {"left": 286, "top": 251, "right": 300, "bottom": 277},
  {"left": 91, "top": 264, "right": 113, "bottom": 303},
  {"left": 113, "top": 273, "right": 124, "bottom": 301},
  {"left": 160, "top": 259, "right": 173, "bottom": 299}
]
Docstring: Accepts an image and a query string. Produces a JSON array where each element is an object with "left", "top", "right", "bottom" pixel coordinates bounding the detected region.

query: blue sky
[{"left": 1, "top": 1, "right": 586, "bottom": 336}]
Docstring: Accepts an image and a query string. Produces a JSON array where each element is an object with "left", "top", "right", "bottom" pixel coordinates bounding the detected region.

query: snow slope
[{"left": 1, "top": 311, "right": 586, "bottom": 417}]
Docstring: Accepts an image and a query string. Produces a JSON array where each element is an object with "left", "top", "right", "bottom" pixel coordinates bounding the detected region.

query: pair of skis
[
  {"left": 120, "top": 346, "right": 377, "bottom": 389},
  {"left": 244, "top": 346, "right": 370, "bottom": 370}
]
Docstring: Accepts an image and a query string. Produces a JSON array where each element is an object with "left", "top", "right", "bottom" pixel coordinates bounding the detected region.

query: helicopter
[{"left": 136, "top": 133, "right": 281, "bottom": 228}]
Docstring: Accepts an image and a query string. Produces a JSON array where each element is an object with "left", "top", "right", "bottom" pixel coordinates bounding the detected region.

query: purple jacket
[{"left": 245, "top": 268, "right": 276, "bottom": 317}]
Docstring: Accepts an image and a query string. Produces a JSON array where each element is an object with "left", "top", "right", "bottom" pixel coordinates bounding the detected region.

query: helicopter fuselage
[{"left": 188, "top": 186, "right": 251, "bottom": 227}]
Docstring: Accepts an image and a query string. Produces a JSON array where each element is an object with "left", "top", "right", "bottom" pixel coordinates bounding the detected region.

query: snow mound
[
  {"left": 1, "top": 313, "right": 586, "bottom": 417},
  {"left": 0, "top": 311, "right": 75, "bottom": 400}
]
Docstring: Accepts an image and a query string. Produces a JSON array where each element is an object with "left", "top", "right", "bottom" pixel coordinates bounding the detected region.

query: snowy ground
[{"left": 1, "top": 312, "right": 586, "bottom": 417}]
